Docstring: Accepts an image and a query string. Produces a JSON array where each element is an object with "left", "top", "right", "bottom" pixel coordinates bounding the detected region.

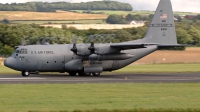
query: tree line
[
  {"left": 0, "top": 1, "right": 132, "bottom": 12},
  {"left": 106, "top": 14, "right": 153, "bottom": 24},
  {"left": 1, "top": 20, "right": 200, "bottom": 56}
]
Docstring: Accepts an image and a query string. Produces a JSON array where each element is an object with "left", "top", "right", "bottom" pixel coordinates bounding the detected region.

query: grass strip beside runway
[
  {"left": 0, "top": 64, "right": 200, "bottom": 74},
  {"left": 113, "top": 64, "right": 200, "bottom": 73},
  {"left": 0, "top": 83, "right": 200, "bottom": 112},
  {"left": 0, "top": 65, "right": 20, "bottom": 74}
]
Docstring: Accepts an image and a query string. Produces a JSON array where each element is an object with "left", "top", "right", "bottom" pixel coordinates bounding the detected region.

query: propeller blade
[
  {"left": 43, "top": 42, "right": 50, "bottom": 45},
  {"left": 88, "top": 36, "right": 95, "bottom": 52},
  {"left": 42, "top": 38, "right": 47, "bottom": 45},
  {"left": 71, "top": 37, "right": 77, "bottom": 53},
  {"left": 36, "top": 40, "right": 41, "bottom": 45},
  {"left": 21, "top": 38, "right": 26, "bottom": 46},
  {"left": 72, "top": 37, "right": 77, "bottom": 44},
  {"left": 91, "top": 36, "right": 94, "bottom": 43}
]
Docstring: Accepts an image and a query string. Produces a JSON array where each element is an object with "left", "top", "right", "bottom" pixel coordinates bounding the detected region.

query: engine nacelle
[
  {"left": 64, "top": 59, "right": 83, "bottom": 71},
  {"left": 77, "top": 45, "right": 91, "bottom": 56},
  {"left": 89, "top": 53, "right": 134, "bottom": 61}
]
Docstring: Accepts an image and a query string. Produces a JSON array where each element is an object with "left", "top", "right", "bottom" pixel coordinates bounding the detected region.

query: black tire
[
  {"left": 69, "top": 72, "right": 77, "bottom": 76},
  {"left": 22, "top": 71, "right": 30, "bottom": 77},
  {"left": 85, "top": 73, "right": 91, "bottom": 76},
  {"left": 92, "top": 72, "right": 100, "bottom": 76},
  {"left": 78, "top": 71, "right": 85, "bottom": 76}
]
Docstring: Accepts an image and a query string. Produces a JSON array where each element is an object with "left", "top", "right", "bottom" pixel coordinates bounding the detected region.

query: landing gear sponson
[{"left": 70, "top": 71, "right": 101, "bottom": 76}]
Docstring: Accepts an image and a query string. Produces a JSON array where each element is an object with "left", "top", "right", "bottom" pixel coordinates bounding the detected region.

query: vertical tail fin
[{"left": 144, "top": 0, "right": 177, "bottom": 45}]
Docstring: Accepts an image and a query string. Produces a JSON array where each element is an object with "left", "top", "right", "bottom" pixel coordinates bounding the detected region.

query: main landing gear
[
  {"left": 92, "top": 72, "right": 101, "bottom": 76},
  {"left": 69, "top": 72, "right": 77, "bottom": 76},
  {"left": 68, "top": 71, "right": 101, "bottom": 76}
]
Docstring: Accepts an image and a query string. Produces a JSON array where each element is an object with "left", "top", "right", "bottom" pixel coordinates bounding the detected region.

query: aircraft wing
[
  {"left": 110, "top": 43, "right": 157, "bottom": 50},
  {"left": 110, "top": 43, "right": 187, "bottom": 50}
]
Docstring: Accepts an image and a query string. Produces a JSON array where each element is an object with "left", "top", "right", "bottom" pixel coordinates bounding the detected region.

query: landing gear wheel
[
  {"left": 78, "top": 71, "right": 85, "bottom": 76},
  {"left": 22, "top": 71, "right": 30, "bottom": 77},
  {"left": 69, "top": 72, "right": 77, "bottom": 76},
  {"left": 92, "top": 72, "right": 101, "bottom": 76},
  {"left": 85, "top": 73, "right": 91, "bottom": 76}
]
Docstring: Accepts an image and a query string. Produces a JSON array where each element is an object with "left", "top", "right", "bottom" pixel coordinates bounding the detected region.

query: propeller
[
  {"left": 21, "top": 38, "right": 26, "bottom": 46},
  {"left": 36, "top": 38, "right": 50, "bottom": 45},
  {"left": 41, "top": 38, "right": 50, "bottom": 45},
  {"left": 88, "top": 36, "right": 95, "bottom": 53},
  {"left": 71, "top": 37, "right": 77, "bottom": 53},
  {"left": 36, "top": 40, "right": 41, "bottom": 45}
]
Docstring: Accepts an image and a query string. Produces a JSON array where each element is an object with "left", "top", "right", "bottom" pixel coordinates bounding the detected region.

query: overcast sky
[{"left": 1, "top": 0, "right": 200, "bottom": 13}]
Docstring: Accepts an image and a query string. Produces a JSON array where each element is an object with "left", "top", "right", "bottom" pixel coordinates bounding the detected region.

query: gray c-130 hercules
[{"left": 4, "top": 0, "right": 184, "bottom": 77}]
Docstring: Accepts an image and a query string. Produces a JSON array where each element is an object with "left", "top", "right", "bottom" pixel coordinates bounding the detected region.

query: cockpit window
[
  {"left": 13, "top": 49, "right": 28, "bottom": 56},
  {"left": 15, "top": 49, "right": 28, "bottom": 54},
  {"left": 16, "top": 50, "right": 20, "bottom": 53}
]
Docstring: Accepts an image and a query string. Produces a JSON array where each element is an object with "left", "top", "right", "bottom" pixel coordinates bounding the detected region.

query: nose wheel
[
  {"left": 92, "top": 72, "right": 101, "bottom": 76},
  {"left": 22, "top": 71, "right": 30, "bottom": 77}
]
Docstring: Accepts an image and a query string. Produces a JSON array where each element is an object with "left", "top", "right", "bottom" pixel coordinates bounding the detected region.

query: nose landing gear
[
  {"left": 22, "top": 71, "right": 30, "bottom": 77},
  {"left": 92, "top": 72, "right": 101, "bottom": 76}
]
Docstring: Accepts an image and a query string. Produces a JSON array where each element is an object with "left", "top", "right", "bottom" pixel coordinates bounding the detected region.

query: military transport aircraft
[{"left": 4, "top": 0, "right": 184, "bottom": 77}]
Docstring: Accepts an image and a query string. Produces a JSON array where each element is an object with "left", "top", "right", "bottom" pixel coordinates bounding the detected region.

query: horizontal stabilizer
[
  {"left": 157, "top": 44, "right": 187, "bottom": 48},
  {"left": 158, "top": 44, "right": 187, "bottom": 47}
]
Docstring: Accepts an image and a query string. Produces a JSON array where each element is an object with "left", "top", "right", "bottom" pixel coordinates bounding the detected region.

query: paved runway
[{"left": 0, "top": 73, "right": 200, "bottom": 84}]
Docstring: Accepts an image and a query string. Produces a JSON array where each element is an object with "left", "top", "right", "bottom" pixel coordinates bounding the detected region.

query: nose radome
[{"left": 4, "top": 57, "right": 16, "bottom": 68}]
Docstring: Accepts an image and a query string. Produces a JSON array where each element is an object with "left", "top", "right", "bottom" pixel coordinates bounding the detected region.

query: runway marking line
[{"left": 0, "top": 78, "right": 46, "bottom": 80}]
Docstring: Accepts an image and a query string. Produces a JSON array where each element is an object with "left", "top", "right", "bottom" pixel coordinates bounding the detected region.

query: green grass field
[
  {"left": 1, "top": 83, "right": 200, "bottom": 112},
  {"left": 0, "top": 65, "right": 20, "bottom": 74},
  {"left": 1, "top": 64, "right": 200, "bottom": 112},
  {"left": 0, "top": 64, "right": 200, "bottom": 74},
  {"left": 113, "top": 64, "right": 200, "bottom": 73}
]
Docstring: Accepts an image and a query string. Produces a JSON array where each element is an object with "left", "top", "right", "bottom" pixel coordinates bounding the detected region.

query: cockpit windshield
[{"left": 13, "top": 49, "right": 28, "bottom": 55}]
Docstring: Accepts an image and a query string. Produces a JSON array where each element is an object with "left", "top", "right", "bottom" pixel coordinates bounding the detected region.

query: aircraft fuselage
[{"left": 4, "top": 44, "right": 157, "bottom": 73}]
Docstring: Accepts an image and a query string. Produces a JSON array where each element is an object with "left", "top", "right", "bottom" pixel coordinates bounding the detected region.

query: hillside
[
  {"left": 0, "top": 11, "right": 108, "bottom": 20},
  {"left": 0, "top": 1, "right": 132, "bottom": 12}
]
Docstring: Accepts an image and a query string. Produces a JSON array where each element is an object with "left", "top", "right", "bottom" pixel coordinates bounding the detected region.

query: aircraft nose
[{"left": 4, "top": 57, "right": 16, "bottom": 68}]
